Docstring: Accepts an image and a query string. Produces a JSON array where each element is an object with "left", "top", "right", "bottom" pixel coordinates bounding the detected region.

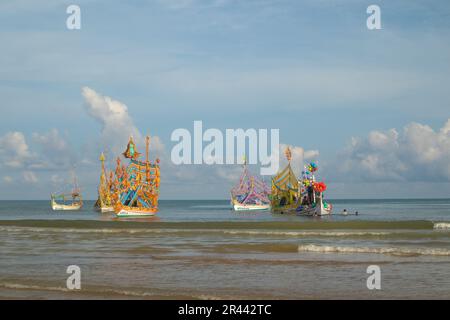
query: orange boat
[{"left": 113, "top": 136, "right": 160, "bottom": 217}]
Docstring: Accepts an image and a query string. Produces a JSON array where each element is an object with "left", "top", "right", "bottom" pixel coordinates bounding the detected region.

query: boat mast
[
  {"left": 146, "top": 136, "right": 150, "bottom": 182},
  {"left": 100, "top": 152, "right": 106, "bottom": 184}
]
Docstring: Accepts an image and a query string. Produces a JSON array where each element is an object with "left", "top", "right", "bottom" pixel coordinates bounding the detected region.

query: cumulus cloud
[
  {"left": 0, "top": 129, "right": 74, "bottom": 173},
  {"left": 337, "top": 119, "right": 450, "bottom": 182},
  {"left": 32, "top": 128, "right": 74, "bottom": 168},
  {"left": 279, "top": 143, "right": 319, "bottom": 176},
  {"left": 0, "top": 131, "right": 33, "bottom": 168},
  {"left": 23, "top": 170, "right": 38, "bottom": 184},
  {"left": 3, "top": 176, "right": 13, "bottom": 184},
  {"left": 32, "top": 129, "right": 68, "bottom": 152},
  {"left": 82, "top": 87, "right": 164, "bottom": 157}
]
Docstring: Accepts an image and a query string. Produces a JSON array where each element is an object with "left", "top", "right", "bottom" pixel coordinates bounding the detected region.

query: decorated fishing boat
[
  {"left": 51, "top": 173, "right": 83, "bottom": 211},
  {"left": 230, "top": 157, "right": 271, "bottom": 211},
  {"left": 271, "top": 147, "right": 299, "bottom": 212},
  {"left": 113, "top": 136, "right": 160, "bottom": 217},
  {"left": 296, "top": 162, "right": 332, "bottom": 216},
  {"left": 94, "top": 152, "right": 115, "bottom": 213}
]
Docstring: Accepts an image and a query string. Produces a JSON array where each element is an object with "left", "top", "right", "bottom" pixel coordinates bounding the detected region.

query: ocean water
[{"left": 0, "top": 199, "right": 449, "bottom": 299}]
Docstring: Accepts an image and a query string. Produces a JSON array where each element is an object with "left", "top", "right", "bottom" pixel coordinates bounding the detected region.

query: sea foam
[
  {"left": 297, "top": 244, "right": 450, "bottom": 256},
  {"left": 433, "top": 222, "right": 450, "bottom": 230}
]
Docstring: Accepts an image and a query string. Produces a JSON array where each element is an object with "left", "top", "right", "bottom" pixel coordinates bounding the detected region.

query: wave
[
  {"left": 297, "top": 244, "right": 450, "bottom": 257},
  {"left": 0, "top": 219, "right": 439, "bottom": 231},
  {"left": 434, "top": 222, "right": 450, "bottom": 230},
  {"left": 0, "top": 283, "right": 70, "bottom": 293},
  {"left": 223, "top": 230, "right": 390, "bottom": 237},
  {"left": 0, "top": 225, "right": 392, "bottom": 238},
  {"left": 0, "top": 282, "right": 223, "bottom": 300}
]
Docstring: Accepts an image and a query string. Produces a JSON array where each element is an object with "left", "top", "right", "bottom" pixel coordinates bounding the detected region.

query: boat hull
[
  {"left": 116, "top": 209, "right": 157, "bottom": 217},
  {"left": 297, "top": 204, "right": 332, "bottom": 216},
  {"left": 231, "top": 200, "right": 270, "bottom": 211},
  {"left": 99, "top": 206, "right": 115, "bottom": 213},
  {"left": 51, "top": 199, "right": 82, "bottom": 211},
  {"left": 114, "top": 204, "right": 157, "bottom": 217}
]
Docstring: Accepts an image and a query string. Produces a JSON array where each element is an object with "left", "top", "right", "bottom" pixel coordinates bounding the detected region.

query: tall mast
[
  {"left": 146, "top": 136, "right": 150, "bottom": 182},
  {"left": 146, "top": 136, "right": 150, "bottom": 164},
  {"left": 72, "top": 168, "right": 79, "bottom": 195},
  {"left": 285, "top": 147, "right": 292, "bottom": 162},
  {"left": 100, "top": 152, "right": 107, "bottom": 185}
]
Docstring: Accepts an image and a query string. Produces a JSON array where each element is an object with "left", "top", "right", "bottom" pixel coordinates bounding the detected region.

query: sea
[{"left": 0, "top": 199, "right": 449, "bottom": 299}]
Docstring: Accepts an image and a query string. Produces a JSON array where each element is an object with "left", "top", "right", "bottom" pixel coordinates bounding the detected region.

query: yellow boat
[
  {"left": 271, "top": 147, "right": 299, "bottom": 213},
  {"left": 94, "top": 152, "right": 115, "bottom": 213}
]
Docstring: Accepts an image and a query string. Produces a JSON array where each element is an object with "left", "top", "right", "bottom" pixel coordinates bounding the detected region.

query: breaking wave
[
  {"left": 434, "top": 222, "right": 450, "bottom": 230},
  {"left": 223, "top": 230, "right": 390, "bottom": 237},
  {"left": 297, "top": 244, "right": 450, "bottom": 256},
  {"left": 0, "top": 226, "right": 398, "bottom": 240},
  {"left": 0, "top": 219, "right": 439, "bottom": 231},
  {"left": 0, "top": 282, "right": 222, "bottom": 300}
]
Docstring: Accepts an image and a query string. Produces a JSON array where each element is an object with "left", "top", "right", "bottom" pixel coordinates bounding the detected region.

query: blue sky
[{"left": 1, "top": 0, "right": 450, "bottom": 199}]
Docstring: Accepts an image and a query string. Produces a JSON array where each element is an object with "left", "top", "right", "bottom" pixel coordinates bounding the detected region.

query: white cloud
[
  {"left": 0, "top": 131, "right": 33, "bottom": 168},
  {"left": 337, "top": 119, "right": 450, "bottom": 182},
  {"left": 23, "top": 171, "right": 38, "bottom": 184},
  {"left": 32, "top": 128, "right": 75, "bottom": 169},
  {"left": 82, "top": 87, "right": 164, "bottom": 157},
  {"left": 279, "top": 143, "right": 319, "bottom": 176},
  {"left": 50, "top": 174, "right": 64, "bottom": 185},
  {"left": 3, "top": 176, "right": 13, "bottom": 184},
  {"left": 0, "top": 129, "right": 75, "bottom": 172},
  {"left": 32, "top": 128, "right": 68, "bottom": 152}
]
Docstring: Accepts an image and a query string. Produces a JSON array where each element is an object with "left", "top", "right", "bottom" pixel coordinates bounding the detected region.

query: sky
[{"left": 1, "top": 0, "right": 450, "bottom": 199}]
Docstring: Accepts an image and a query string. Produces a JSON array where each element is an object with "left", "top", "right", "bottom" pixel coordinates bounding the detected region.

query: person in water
[
  {"left": 342, "top": 209, "right": 348, "bottom": 215},
  {"left": 355, "top": 211, "right": 359, "bottom": 216}
]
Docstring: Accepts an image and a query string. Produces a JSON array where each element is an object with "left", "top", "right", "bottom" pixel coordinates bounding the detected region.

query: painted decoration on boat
[
  {"left": 230, "top": 157, "right": 271, "bottom": 211},
  {"left": 297, "top": 162, "right": 332, "bottom": 216},
  {"left": 112, "top": 136, "right": 160, "bottom": 217},
  {"left": 271, "top": 147, "right": 299, "bottom": 211},
  {"left": 94, "top": 152, "right": 115, "bottom": 213}
]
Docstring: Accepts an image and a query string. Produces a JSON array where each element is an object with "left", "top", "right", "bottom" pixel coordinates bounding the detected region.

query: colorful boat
[
  {"left": 296, "top": 162, "right": 332, "bottom": 216},
  {"left": 230, "top": 158, "right": 271, "bottom": 211},
  {"left": 271, "top": 147, "right": 299, "bottom": 212},
  {"left": 51, "top": 173, "right": 83, "bottom": 211},
  {"left": 94, "top": 152, "right": 115, "bottom": 213},
  {"left": 113, "top": 136, "right": 160, "bottom": 217}
]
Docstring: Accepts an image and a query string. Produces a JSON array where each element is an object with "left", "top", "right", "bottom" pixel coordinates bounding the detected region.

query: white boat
[
  {"left": 51, "top": 194, "right": 83, "bottom": 211},
  {"left": 297, "top": 195, "right": 332, "bottom": 216},
  {"left": 51, "top": 173, "right": 83, "bottom": 211},
  {"left": 231, "top": 199, "right": 271, "bottom": 211},
  {"left": 230, "top": 159, "right": 271, "bottom": 212}
]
